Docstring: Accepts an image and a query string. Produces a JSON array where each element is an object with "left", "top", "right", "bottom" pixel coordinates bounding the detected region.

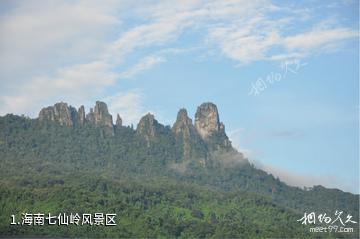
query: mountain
[
  {"left": 0, "top": 101, "right": 358, "bottom": 238},
  {"left": 39, "top": 101, "right": 115, "bottom": 135}
]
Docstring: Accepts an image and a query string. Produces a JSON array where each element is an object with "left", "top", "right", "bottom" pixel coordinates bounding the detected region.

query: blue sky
[{"left": 0, "top": 0, "right": 358, "bottom": 193}]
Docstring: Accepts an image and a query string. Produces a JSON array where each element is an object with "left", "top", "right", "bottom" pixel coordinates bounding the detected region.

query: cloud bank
[{"left": 0, "top": 0, "right": 357, "bottom": 125}]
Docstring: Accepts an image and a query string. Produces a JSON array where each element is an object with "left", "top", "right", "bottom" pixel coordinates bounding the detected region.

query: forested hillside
[{"left": 0, "top": 102, "right": 358, "bottom": 238}]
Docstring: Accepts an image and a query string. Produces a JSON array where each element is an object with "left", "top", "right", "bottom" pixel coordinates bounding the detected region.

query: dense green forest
[{"left": 0, "top": 111, "right": 359, "bottom": 238}]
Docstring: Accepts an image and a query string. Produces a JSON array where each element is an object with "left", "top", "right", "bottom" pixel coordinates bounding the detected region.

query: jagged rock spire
[
  {"left": 77, "top": 105, "right": 85, "bottom": 125},
  {"left": 39, "top": 101, "right": 114, "bottom": 134},
  {"left": 136, "top": 113, "right": 158, "bottom": 138},
  {"left": 38, "top": 102, "right": 77, "bottom": 126},
  {"left": 172, "top": 108, "right": 199, "bottom": 160},
  {"left": 116, "top": 114, "right": 122, "bottom": 127},
  {"left": 172, "top": 109, "right": 193, "bottom": 134},
  {"left": 194, "top": 102, "right": 221, "bottom": 140},
  {"left": 38, "top": 101, "right": 232, "bottom": 147},
  {"left": 86, "top": 101, "right": 113, "bottom": 128},
  {"left": 194, "top": 102, "right": 231, "bottom": 149},
  {"left": 86, "top": 101, "right": 114, "bottom": 135},
  {"left": 136, "top": 113, "right": 165, "bottom": 147}
]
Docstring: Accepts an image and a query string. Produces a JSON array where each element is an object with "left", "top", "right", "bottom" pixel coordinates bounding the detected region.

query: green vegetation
[{"left": 0, "top": 114, "right": 358, "bottom": 238}]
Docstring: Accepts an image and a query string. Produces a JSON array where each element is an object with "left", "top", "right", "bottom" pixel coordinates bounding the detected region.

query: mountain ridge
[
  {"left": 9, "top": 100, "right": 359, "bottom": 197},
  {"left": 38, "top": 101, "right": 235, "bottom": 155},
  {"left": 0, "top": 100, "right": 358, "bottom": 238}
]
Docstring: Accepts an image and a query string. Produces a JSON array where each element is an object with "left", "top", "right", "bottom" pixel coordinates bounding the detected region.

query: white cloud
[
  {"left": 0, "top": 0, "right": 357, "bottom": 116},
  {"left": 283, "top": 27, "right": 358, "bottom": 51},
  {"left": 208, "top": 24, "right": 282, "bottom": 63},
  {"left": 207, "top": 15, "right": 357, "bottom": 64},
  {"left": 110, "top": 22, "right": 180, "bottom": 56},
  {"left": 0, "top": 61, "right": 116, "bottom": 116},
  {"left": 119, "top": 56, "right": 166, "bottom": 79},
  {"left": 0, "top": 1, "right": 121, "bottom": 82},
  {"left": 104, "top": 90, "right": 147, "bottom": 126}
]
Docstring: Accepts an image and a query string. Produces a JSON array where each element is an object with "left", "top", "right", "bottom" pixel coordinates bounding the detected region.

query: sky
[{"left": 0, "top": 0, "right": 358, "bottom": 193}]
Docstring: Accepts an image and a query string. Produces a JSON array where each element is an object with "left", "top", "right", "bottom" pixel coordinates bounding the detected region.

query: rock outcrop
[
  {"left": 194, "top": 102, "right": 221, "bottom": 139},
  {"left": 77, "top": 105, "right": 85, "bottom": 125},
  {"left": 39, "top": 102, "right": 77, "bottom": 126},
  {"left": 136, "top": 113, "right": 165, "bottom": 147},
  {"left": 116, "top": 114, "right": 122, "bottom": 127},
  {"left": 86, "top": 101, "right": 113, "bottom": 128},
  {"left": 172, "top": 109, "right": 193, "bottom": 135},
  {"left": 194, "top": 102, "right": 231, "bottom": 149},
  {"left": 38, "top": 101, "right": 232, "bottom": 149},
  {"left": 172, "top": 109, "right": 199, "bottom": 159},
  {"left": 39, "top": 101, "right": 115, "bottom": 135},
  {"left": 86, "top": 101, "right": 114, "bottom": 135},
  {"left": 136, "top": 113, "right": 158, "bottom": 137}
]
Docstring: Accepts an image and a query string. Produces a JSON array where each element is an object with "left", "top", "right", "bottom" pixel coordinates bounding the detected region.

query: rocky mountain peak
[
  {"left": 39, "top": 101, "right": 115, "bottom": 135},
  {"left": 86, "top": 101, "right": 113, "bottom": 128},
  {"left": 136, "top": 113, "right": 157, "bottom": 137},
  {"left": 116, "top": 114, "right": 122, "bottom": 127},
  {"left": 172, "top": 109, "right": 193, "bottom": 135},
  {"left": 136, "top": 113, "right": 166, "bottom": 147},
  {"left": 172, "top": 108, "right": 203, "bottom": 160},
  {"left": 39, "top": 102, "right": 77, "bottom": 126},
  {"left": 77, "top": 105, "right": 85, "bottom": 125},
  {"left": 86, "top": 101, "right": 114, "bottom": 135},
  {"left": 194, "top": 102, "right": 221, "bottom": 140},
  {"left": 37, "top": 100, "right": 231, "bottom": 148},
  {"left": 194, "top": 102, "right": 232, "bottom": 150}
]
